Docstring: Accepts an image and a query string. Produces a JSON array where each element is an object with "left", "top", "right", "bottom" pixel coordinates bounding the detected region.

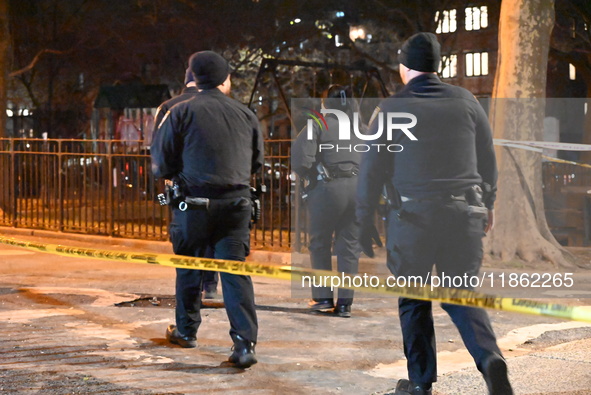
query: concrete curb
[{"left": 0, "top": 226, "right": 292, "bottom": 264}]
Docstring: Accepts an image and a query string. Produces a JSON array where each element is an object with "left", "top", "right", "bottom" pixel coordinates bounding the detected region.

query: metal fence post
[
  {"left": 57, "top": 140, "right": 64, "bottom": 231},
  {"left": 107, "top": 141, "right": 114, "bottom": 236},
  {"left": 9, "top": 138, "right": 16, "bottom": 226}
]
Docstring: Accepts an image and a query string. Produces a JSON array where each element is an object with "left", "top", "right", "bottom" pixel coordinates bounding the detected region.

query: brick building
[
  {"left": 434, "top": 2, "right": 500, "bottom": 98},
  {"left": 432, "top": 0, "right": 587, "bottom": 100},
  {"left": 430, "top": 1, "right": 590, "bottom": 245}
]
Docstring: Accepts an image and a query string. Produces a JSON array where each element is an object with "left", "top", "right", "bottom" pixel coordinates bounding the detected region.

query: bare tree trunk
[
  {"left": 0, "top": 0, "right": 8, "bottom": 138},
  {"left": 487, "top": 0, "right": 576, "bottom": 266}
]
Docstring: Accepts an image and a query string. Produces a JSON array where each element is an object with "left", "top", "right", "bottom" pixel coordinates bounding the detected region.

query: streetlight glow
[{"left": 349, "top": 26, "right": 366, "bottom": 41}]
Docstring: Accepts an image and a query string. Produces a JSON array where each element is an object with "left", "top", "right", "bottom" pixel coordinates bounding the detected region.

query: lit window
[
  {"left": 435, "top": 9, "right": 457, "bottom": 34},
  {"left": 570, "top": 64, "right": 576, "bottom": 80},
  {"left": 465, "top": 6, "right": 488, "bottom": 31},
  {"left": 440, "top": 54, "right": 458, "bottom": 78},
  {"left": 465, "top": 52, "right": 489, "bottom": 76}
]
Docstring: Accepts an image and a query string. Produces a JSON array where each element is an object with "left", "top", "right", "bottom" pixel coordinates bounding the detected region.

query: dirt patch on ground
[
  {"left": 522, "top": 326, "right": 591, "bottom": 349},
  {"left": 0, "top": 368, "right": 180, "bottom": 394}
]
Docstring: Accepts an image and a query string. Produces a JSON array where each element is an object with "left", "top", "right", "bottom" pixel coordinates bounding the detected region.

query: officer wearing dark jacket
[
  {"left": 153, "top": 60, "right": 220, "bottom": 299},
  {"left": 151, "top": 51, "right": 264, "bottom": 369},
  {"left": 292, "top": 85, "right": 362, "bottom": 317},
  {"left": 356, "top": 33, "right": 512, "bottom": 394}
]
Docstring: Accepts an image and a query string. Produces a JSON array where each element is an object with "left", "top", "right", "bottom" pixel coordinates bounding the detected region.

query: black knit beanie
[
  {"left": 398, "top": 32, "right": 441, "bottom": 72},
  {"left": 189, "top": 51, "right": 230, "bottom": 90}
]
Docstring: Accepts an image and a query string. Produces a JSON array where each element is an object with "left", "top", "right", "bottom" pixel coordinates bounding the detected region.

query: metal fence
[
  {"left": 0, "top": 138, "right": 292, "bottom": 250},
  {"left": 542, "top": 160, "right": 591, "bottom": 246},
  {"left": 2, "top": 138, "right": 590, "bottom": 250}
]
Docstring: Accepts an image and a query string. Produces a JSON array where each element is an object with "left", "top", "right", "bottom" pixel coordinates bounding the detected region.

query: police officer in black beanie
[
  {"left": 151, "top": 50, "right": 264, "bottom": 368},
  {"left": 357, "top": 33, "right": 513, "bottom": 394},
  {"left": 292, "top": 85, "right": 363, "bottom": 318},
  {"left": 152, "top": 55, "right": 221, "bottom": 300}
]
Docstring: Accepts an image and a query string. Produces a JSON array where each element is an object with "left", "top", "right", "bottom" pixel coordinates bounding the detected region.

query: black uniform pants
[
  {"left": 202, "top": 246, "right": 219, "bottom": 293},
  {"left": 307, "top": 177, "right": 360, "bottom": 305},
  {"left": 169, "top": 195, "right": 258, "bottom": 343},
  {"left": 387, "top": 198, "right": 502, "bottom": 387}
]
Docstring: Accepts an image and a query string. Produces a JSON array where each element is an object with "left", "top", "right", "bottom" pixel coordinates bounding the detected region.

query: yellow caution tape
[
  {"left": 541, "top": 155, "right": 591, "bottom": 169},
  {"left": 494, "top": 139, "right": 591, "bottom": 152},
  {"left": 1, "top": 236, "right": 591, "bottom": 323},
  {"left": 494, "top": 138, "right": 591, "bottom": 168}
]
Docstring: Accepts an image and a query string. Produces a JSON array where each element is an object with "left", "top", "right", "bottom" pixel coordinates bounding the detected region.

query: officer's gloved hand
[{"left": 359, "top": 221, "right": 382, "bottom": 258}]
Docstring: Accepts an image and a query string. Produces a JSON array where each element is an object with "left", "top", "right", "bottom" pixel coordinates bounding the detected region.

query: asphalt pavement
[{"left": 1, "top": 226, "right": 591, "bottom": 394}]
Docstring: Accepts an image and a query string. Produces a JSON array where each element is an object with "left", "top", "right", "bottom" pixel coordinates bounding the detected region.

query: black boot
[
  {"left": 483, "top": 354, "right": 513, "bottom": 395},
  {"left": 229, "top": 334, "right": 257, "bottom": 368},
  {"left": 165, "top": 324, "right": 196, "bottom": 348},
  {"left": 392, "top": 379, "right": 432, "bottom": 395},
  {"left": 335, "top": 304, "right": 351, "bottom": 318}
]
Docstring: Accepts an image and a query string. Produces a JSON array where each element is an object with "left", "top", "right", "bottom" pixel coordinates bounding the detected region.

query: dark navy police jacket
[
  {"left": 356, "top": 74, "right": 497, "bottom": 224},
  {"left": 151, "top": 88, "right": 264, "bottom": 190}
]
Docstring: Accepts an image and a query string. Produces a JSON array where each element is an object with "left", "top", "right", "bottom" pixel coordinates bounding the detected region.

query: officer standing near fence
[
  {"left": 356, "top": 33, "right": 513, "bottom": 394},
  {"left": 151, "top": 50, "right": 264, "bottom": 368},
  {"left": 292, "top": 85, "right": 366, "bottom": 317},
  {"left": 152, "top": 57, "right": 221, "bottom": 300}
]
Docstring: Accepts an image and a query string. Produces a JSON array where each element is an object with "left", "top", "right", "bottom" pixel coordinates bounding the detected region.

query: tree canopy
[{"left": 5, "top": 0, "right": 444, "bottom": 137}]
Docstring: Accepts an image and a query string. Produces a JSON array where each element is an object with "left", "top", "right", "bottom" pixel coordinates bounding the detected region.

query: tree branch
[
  {"left": 349, "top": 42, "right": 397, "bottom": 73},
  {"left": 9, "top": 48, "right": 71, "bottom": 77}
]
